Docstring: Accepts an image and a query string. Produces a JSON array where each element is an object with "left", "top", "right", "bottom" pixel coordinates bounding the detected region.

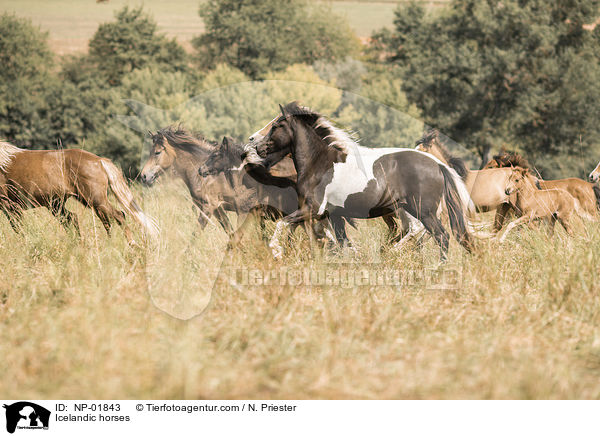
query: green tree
[
  {"left": 0, "top": 14, "right": 54, "bottom": 147},
  {"left": 194, "top": 0, "right": 359, "bottom": 78},
  {"left": 89, "top": 6, "right": 188, "bottom": 85},
  {"left": 372, "top": 0, "right": 600, "bottom": 176}
]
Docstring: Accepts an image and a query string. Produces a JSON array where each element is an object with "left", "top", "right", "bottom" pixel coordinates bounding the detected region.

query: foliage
[
  {"left": 0, "top": 14, "right": 54, "bottom": 147},
  {"left": 371, "top": 0, "right": 600, "bottom": 175},
  {"left": 89, "top": 6, "right": 188, "bottom": 85},
  {"left": 193, "top": 0, "right": 359, "bottom": 78}
]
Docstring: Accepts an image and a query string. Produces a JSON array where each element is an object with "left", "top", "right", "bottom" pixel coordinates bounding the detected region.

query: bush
[{"left": 89, "top": 6, "right": 188, "bottom": 85}]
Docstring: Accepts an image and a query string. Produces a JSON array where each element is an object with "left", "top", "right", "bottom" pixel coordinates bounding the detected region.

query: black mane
[{"left": 280, "top": 102, "right": 354, "bottom": 152}]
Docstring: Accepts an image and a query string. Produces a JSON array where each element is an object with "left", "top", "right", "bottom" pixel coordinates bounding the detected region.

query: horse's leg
[
  {"left": 2, "top": 206, "right": 22, "bottom": 233},
  {"left": 556, "top": 213, "right": 574, "bottom": 236},
  {"left": 418, "top": 213, "right": 450, "bottom": 262},
  {"left": 92, "top": 200, "right": 135, "bottom": 243},
  {"left": 225, "top": 211, "right": 255, "bottom": 250},
  {"left": 383, "top": 213, "right": 406, "bottom": 245},
  {"left": 213, "top": 206, "right": 234, "bottom": 236},
  {"left": 330, "top": 214, "right": 350, "bottom": 247},
  {"left": 270, "top": 207, "right": 314, "bottom": 259},
  {"left": 498, "top": 216, "right": 530, "bottom": 242},
  {"left": 391, "top": 212, "right": 424, "bottom": 252},
  {"left": 49, "top": 198, "right": 80, "bottom": 236},
  {"left": 493, "top": 203, "right": 512, "bottom": 232}
]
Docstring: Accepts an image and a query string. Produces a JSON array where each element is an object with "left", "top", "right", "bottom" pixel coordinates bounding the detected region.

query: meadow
[
  {"left": 0, "top": 0, "right": 448, "bottom": 54},
  {"left": 1, "top": 177, "right": 600, "bottom": 399}
]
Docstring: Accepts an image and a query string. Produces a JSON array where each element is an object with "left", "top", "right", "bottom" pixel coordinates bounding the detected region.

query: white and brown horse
[{"left": 246, "top": 103, "right": 477, "bottom": 261}]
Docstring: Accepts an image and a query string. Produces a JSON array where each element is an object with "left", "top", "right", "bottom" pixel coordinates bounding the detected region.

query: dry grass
[{"left": 1, "top": 178, "right": 600, "bottom": 399}]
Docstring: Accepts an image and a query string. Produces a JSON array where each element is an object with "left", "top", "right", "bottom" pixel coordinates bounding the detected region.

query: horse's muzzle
[
  {"left": 198, "top": 166, "right": 214, "bottom": 177},
  {"left": 589, "top": 173, "right": 599, "bottom": 183},
  {"left": 140, "top": 172, "right": 156, "bottom": 186},
  {"left": 257, "top": 145, "right": 269, "bottom": 158}
]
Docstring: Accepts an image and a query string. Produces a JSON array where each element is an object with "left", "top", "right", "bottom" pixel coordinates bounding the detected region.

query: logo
[{"left": 3, "top": 402, "right": 50, "bottom": 434}]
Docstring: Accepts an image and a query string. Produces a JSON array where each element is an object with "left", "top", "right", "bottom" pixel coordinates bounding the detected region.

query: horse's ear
[
  {"left": 222, "top": 136, "right": 232, "bottom": 150},
  {"left": 279, "top": 104, "right": 287, "bottom": 118}
]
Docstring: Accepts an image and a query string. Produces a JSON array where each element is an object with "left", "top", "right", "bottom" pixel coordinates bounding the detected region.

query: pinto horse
[
  {"left": 200, "top": 130, "right": 408, "bottom": 247},
  {"left": 0, "top": 142, "right": 159, "bottom": 240},
  {"left": 247, "top": 103, "right": 475, "bottom": 261}
]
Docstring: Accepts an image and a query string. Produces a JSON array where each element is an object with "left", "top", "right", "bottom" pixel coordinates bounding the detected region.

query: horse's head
[
  {"left": 505, "top": 167, "right": 529, "bottom": 195},
  {"left": 248, "top": 116, "right": 278, "bottom": 144},
  {"left": 199, "top": 137, "right": 238, "bottom": 177},
  {"left": 589, "top": 159, "right": 600, "bottom": 183},
  {"left": 140, "top": 132, "right": 176, "bottom": 186},
  {"left": 252, "top": 105, "right": 297, "bottom": 168},
  {"left": 415, "top": 130, "right": 447, "bottom": 164}
]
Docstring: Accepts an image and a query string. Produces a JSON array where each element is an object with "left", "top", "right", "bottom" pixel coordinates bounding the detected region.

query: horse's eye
[{"left": 154, "top": 150, "right": 161, "bottom": 156}]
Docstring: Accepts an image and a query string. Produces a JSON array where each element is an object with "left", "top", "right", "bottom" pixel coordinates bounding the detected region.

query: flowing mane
[
  {"left": 0, "top": 141, "right": 23, "bottom": 172},
  {"left": 282, "top": 102, "right": 357, "bottom": 153},
  {"left": 152, "top": 126, "right": 216, "bottom": 157},
  {"left": 489, "top": 150, "right": 531, "bottom": 169},
  {"left": 416, "top": 129, "right": 468, "bottom": 178}
]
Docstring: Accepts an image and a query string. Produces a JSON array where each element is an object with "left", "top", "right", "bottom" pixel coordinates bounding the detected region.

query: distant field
[{"left": 0, "top": 0, "right": 447, "bottom": 55}]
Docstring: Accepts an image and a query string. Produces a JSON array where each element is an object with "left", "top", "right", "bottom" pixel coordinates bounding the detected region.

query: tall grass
[{"left": 1, "top": 178, "right": 599, "bottom": 399}]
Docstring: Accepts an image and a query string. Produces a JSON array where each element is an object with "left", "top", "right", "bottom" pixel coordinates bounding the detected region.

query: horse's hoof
[{"left": 271, "top": 246, "right": 284, "bottom": 260}]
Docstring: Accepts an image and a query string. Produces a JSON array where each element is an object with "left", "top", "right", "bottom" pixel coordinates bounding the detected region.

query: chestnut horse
[
  {"left": 485, "top": 151, "right": 600, "bottom": 219},
  {"left": 0, "top": 142, "right": 159, "bottom": 240}
]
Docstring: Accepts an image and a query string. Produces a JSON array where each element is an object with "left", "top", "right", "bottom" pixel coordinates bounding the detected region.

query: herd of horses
[{"left": 1, "top": 101, "right": 600, "bottom": 261}]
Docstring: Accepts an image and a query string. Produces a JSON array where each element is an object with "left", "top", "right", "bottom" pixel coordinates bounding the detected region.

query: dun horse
[
  {"left": 0, "top": 142, "right": 159, "bottom": 240},
  {"left": 140, "top": 127, "right": 236, "bottom": 234},
  {"left": 498, "top": 167, "right": 578, "bottom": 242},
  {"left": 415, "top": 130, "right": 517, "bottom": 231},
  {"left": 486, "top": 151, "right": 600, "bottom": 219},
  {"left": 247, "top": 103, "right": 476, "bottom": 261}
]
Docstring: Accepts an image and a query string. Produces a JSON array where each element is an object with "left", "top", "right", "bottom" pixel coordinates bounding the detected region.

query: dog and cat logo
[{"left": 2, "top": 402, "right": 50, "bottom": 433}]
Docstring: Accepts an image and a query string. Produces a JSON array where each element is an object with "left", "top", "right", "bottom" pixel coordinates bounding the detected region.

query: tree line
[{"left": 0, "top": 0, "right": 598, "bottom": 179}]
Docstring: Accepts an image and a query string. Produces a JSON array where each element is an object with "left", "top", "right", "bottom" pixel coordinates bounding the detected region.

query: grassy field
[
  {"left": 1, "top": 177, "right": 600, "bottom": 399},
  {"left": 0, "top": 0, "right": 448, "bottom": 55}
]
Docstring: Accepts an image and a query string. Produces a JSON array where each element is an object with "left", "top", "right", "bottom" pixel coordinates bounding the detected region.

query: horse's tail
[
  {"left": 439, "top": 164, "right": 474, "bottom": 250},
  {"left": 593, "top": 185, "right": 600, "bottom": 212},
  {"left": 100, "top": 159, "right": 160, "bottom": 239},
  {"left": 448, "top": 157, "right": 469, "bottom": 181}
]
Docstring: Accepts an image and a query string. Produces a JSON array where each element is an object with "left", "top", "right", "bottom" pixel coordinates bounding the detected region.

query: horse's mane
[
  {"left": 0, "top": 141, "right": 23, "bottom": 172},
  {"left": 153, "top": 126, "right": 216, "bottom": 157},
  {"left": 490, "top": 150, "right": 530, "bottom": 169},
  {"left": 282, "top": 101, "right": 357, "bottom": 153},
  {"left": 416, "top": 129, "right": 468, "bottom": 179}
]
